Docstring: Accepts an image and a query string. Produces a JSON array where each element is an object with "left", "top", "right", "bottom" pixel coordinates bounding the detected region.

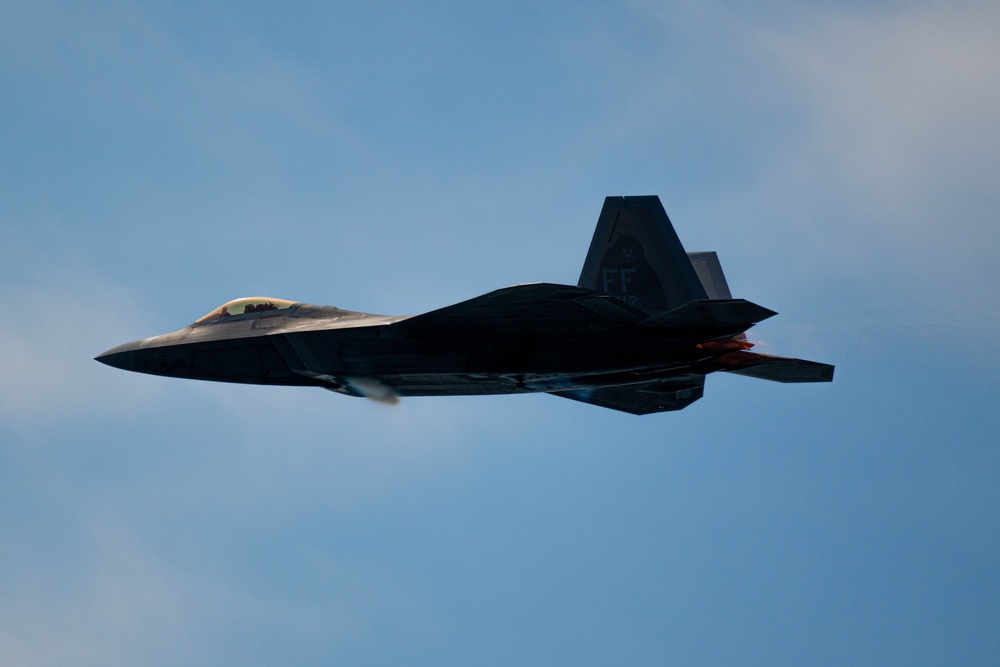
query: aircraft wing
[
  {"left": 395, "top": 283, "right": 647, "bottom": 335},
  {"left": 548, "top": 375, "right": 705, "bottom": 415}
]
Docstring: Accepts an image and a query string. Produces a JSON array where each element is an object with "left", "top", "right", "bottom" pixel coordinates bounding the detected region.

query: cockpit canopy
[{"left": 195, "top": 297, "right": 298, "bottom": 324}]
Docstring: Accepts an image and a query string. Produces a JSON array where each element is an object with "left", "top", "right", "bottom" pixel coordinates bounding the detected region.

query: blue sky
[{"left": 2, "top": 1, "right": 999, "bottom": 665}]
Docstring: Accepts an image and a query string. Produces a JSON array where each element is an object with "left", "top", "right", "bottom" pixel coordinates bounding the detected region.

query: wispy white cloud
[
  {"left": 0, "top": 512, "right": 434, "bottom": 666},
  {"left": 759, "top": 3, "right": 1000, "bottom": 343},
  {"left": 0, "top": 1, "right": 360, "bottom": 144},
  {"left": 619, "top": 2, "right": 1000, "bottom": 348},
  {"left": 0, "top": 263, "right": 164, "bottom": 430},
  {"left": 770, "top": 2, "right": 1000, "bottom": 228}
]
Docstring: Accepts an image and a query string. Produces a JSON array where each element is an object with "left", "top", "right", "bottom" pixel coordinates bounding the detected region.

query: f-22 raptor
[{"left": 97, "top": 196, "right": 833, "bottom": 414}]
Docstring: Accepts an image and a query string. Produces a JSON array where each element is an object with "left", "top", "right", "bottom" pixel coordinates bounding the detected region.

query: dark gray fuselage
[{"left": 97, "top": 299, "right": 739, "bottom": 399}]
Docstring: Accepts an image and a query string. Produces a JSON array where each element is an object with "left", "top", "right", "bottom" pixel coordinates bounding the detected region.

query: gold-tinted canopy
[{"left": 194, "top": 297, "right": 298, "bottom": 323}]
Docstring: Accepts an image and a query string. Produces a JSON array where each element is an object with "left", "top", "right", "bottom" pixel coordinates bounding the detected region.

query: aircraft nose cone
[{"left": 95, "top": 341, "right": 142, "bottom": 372}]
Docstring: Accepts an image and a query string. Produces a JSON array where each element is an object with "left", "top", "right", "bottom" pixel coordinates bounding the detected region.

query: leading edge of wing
[{"left": 394, "top": 283, "right": 648, "bottom": 334}]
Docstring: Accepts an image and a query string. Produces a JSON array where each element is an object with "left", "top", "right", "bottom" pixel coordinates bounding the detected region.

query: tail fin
[
  {"left": 687, "top": 251, "right": 750, "bottom": 339},
  {"left": 688, "top": 251, "right": 733, "bottom": 300},
  {"left": 578, "top": 196, "right": 708, "bottom": 315}
]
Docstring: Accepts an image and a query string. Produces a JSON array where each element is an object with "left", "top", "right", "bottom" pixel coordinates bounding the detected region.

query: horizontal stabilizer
[
  {"left": 721, "top": 352, "right": 835, "bottom": 383},
  {"left": 640, "top": 299, "right": 776, "bottom": 331},
  {"left": 549, "top": 375, "right": 705, "bottom": 415},
  {"left": 397, "top": 283, "right": 646, "bottom": 335}
]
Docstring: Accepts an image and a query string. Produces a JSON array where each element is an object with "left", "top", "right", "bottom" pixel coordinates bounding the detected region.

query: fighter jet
[{"left": 96, "top": 196, "right": 833, "bottom": 414}]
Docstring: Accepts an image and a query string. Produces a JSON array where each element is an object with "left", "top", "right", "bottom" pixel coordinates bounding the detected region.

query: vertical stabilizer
[
  {"left": 578, "top": 196, "right": 708, "bottom": 315},
  {"left": 688, "top": 251, "right": 733, "bottom": 300},
  {"left": 687, "top": 251, "right": 749, "bottom": 338}
]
